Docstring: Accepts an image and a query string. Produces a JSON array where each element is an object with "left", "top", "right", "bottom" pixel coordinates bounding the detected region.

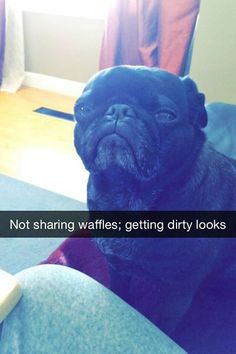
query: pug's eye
[
  {"left": 78, "top": 104, "right": 92, "bottom": 114},
  {"left": 74, "top": 103, "right": 93, "bottom": 120},
  {"left": 154, "top": 110, "right": 176, "bottom": 122}
]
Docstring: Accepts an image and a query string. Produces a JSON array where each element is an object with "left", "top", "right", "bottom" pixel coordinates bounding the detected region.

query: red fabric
[{"left": 99, "top": 0, "right": 200, "bottom": 76}]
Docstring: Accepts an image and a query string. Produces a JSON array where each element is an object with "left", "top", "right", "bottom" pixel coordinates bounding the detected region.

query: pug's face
[{"left": 74, "top": 66, "right": 207, "bottom": 186}]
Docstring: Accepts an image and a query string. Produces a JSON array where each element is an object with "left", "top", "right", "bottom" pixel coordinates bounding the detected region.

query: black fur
[
  {"left": 74, "top": 65, "right": 236, "bottom": 211},
  {"left": 74, "top": 66, "right": 236, "bottom": 353}
]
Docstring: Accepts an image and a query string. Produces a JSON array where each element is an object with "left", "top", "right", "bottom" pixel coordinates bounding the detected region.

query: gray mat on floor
[{"left": 0, "top": 173, "right": 86, "bottom": 274}]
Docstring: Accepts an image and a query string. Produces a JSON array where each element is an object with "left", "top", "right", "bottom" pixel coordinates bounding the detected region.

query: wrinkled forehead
[{"left": 82, "top": 66, "right": 186, "bottom": 105}]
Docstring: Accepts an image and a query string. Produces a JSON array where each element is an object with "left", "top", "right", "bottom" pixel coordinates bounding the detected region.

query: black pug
[{"left": 74, "top": 66, "right": 236, "bottom": 353}]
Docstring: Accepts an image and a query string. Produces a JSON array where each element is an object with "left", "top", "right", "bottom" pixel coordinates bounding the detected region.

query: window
[{"left": 20, "top": 0, "right": 114, "bottom": 19}]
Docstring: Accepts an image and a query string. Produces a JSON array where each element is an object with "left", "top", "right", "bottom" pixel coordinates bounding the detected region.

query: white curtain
[{"left": 1, "top": 0, "right": 24, "bottom": 92}]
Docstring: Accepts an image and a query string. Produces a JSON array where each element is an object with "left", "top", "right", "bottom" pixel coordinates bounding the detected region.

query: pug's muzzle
[{"left": 74, "top": 101, "right": 160, "bottom": 181}]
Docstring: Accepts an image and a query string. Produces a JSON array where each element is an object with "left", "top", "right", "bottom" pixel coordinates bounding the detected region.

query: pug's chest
[
  {"left": 106, "top": 256, "right": 195, "bottom": 335},
  {"left": 87, "top": 172, "right": 154, "bottom": 210}
]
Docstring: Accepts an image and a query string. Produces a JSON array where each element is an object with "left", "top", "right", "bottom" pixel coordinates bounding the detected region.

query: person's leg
[{"left": 0, "top": 265, "right": 185, "bottom": 354}]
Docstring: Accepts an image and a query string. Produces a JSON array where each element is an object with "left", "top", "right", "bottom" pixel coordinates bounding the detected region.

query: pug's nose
[{"left": 105, "top": 104, "right": 135, "bottom": 120}]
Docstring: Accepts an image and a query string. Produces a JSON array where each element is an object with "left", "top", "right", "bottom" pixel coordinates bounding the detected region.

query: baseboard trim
[{"left": 23, "top": 72, "right": 85, "bottom": 97}]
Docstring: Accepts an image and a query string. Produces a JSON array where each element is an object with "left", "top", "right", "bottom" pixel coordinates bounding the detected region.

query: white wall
[
  {"left": 23, "top": 12, "right": 104, "bottom": 83},
  {"left": 190, "top": 0, "right": 236, "bottom": 104}
]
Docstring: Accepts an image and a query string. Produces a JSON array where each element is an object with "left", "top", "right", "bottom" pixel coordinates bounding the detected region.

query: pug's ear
[{"left": 181, "top": 76, "right": 208, "bottom": 128}]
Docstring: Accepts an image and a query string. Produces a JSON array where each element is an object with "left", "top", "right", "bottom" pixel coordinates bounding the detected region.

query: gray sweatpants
[{"left": 0, "top": 265, "right": 185, "bottom": 354}]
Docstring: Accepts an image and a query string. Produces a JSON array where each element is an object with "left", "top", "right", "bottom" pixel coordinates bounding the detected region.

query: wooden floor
[{"left": 0, "top": 87, "right": 88, "bottom": 202}]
